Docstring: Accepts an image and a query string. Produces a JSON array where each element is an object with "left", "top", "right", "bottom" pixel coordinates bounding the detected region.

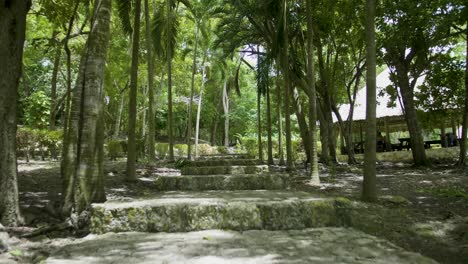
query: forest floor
[{"left": 1, "top": 147, "right": 467, "bottom": 263}]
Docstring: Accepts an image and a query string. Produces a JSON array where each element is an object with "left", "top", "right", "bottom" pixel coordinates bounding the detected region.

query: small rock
[
  {"left": 0, "top": 223, "right": 5, "bottom": 232},
  {"left": 0, "top": 231, "right": 10, "bottom": 253}
]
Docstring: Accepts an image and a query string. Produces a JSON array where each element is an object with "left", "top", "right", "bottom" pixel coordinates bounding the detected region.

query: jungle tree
[
  {"left": 362, "top": 0, "right": 377, "bottom": 202},
  {"left": 0, "top": 0, "right": 30, "bottom": 227},
  {"left": 61, "top": 0, "right": 112, "bottom": 214}
]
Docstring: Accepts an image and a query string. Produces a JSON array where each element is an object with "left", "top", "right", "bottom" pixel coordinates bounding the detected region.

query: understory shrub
[
  {"left": 16, "top": 127, "right": 63, "bottom": 161},
  {"left": 155, "top": 143, "right": 169, "bottom": 159}
]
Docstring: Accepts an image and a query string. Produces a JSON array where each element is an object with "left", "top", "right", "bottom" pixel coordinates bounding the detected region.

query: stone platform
[
  {"left": 153, "top": 173, "right": 289, "bottom": 191},
  {"left": 45, "top": 228, "right": 437, "bottom": 264},
  {"left": 90, "top": 191, "right": 350, "bottom": 234},
  {"left": 180, "top": 165, "right": 269, "bottom": 175}
]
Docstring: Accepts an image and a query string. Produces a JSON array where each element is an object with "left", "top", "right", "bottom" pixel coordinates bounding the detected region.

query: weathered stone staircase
[
  {"left": 68, "top": 156, "right": 437, "bottom": 263},
  {"left": 90, "top": 157, "right": 348, "bottom": 234}
]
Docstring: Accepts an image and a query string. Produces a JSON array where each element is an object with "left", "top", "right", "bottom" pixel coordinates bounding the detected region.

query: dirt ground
[{"left": 4, "top": 148, "right": 468, "bottom": 263}]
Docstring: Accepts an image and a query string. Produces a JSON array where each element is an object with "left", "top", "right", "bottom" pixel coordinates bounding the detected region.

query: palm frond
[{"left": 116, "top": 0, "right": 133, "bottom": 35}]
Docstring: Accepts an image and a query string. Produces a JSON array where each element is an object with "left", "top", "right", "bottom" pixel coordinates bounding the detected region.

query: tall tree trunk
[
  {"left": 60, "top": 0, "right": 80, "bottom": 205},
  {"left": 257, "top": 85, "right": 263, "bottom": 161},
  {"left": 276, "top": 66, "right": 285, "bottom": 165},
  {"left": 167, "top": 0, "right": 175, "bottom": 161},
  {"left": 141, "top": 85, "right": 147, "bottom": 139},
  {"left": 195, "top": 65, "right": 206, "bottom": 159},
  {"left": 0, "top": 0, "right": 30, "bottom": 226},
  {"left": 306, "top": 0, "right": 319, "bottom": 183},
  {"left": 222, "top": 82, "right": 229, "bottom": 147},
  {"left": 126, "top": 0, "right": 141, "bottom": 181},
  {"left": 61, "top": 0, "right": 112, "bottom": 214},
  {"left": 332, "top": 103, "right": 356, "bottom": 164},
  {"left": 459, "top": 26, "right": 468, "bottom": 166},
  {"left": 49, "top": 46, "right": 62, "bottom": 131},
  {"left": 187, "top": 25, "right": 199, "bottom": 160},
  {"left": 114, "top": 92, "right": 124, "bottom": 139},
  {"left": 396, "top": 71, "right": 427, "bottom": 166},
  {"left": 266, "top": 84, "right": 274, "bottom": 165},
  {"left": 317, "top": 103, "right": 329, "bottom": 164},
  {"left": 362, "top": 0, "right": 377, "bottom": 202},
  {"left": 282, "top": 1, "right": 294, "bottom": 170},
  {"left": 145, "top": 0, "right": 156, "bottom": 161},
  {"left": 293, "top": 99, "right": 311, "bottom": 163}
]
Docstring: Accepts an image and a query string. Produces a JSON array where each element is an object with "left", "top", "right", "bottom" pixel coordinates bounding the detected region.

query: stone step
[
  {"left": 90, "top": 191, "right": 352, "bottom": 234},
  {"left": 184, "top": 159, "right": 262, "bottom": 167},
  {"left": 198, "top": 154, "right": 251, "bottom": 160},
  {"left": 153, "top": 173, "right": 289, "bottom": 191},
  {"left": 45, "top": 228, "right": 437, "bottom": 264},
  {"left": 181, "top": 165, "right": 269, "bottom": 175}
]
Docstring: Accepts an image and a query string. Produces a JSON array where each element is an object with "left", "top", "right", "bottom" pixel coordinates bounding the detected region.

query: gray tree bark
[
  {"left": 167, "top": 0, "right": 175, "bottom": 161},
  {"left": 306, "top": 0, "right": 319, "bottom": 184},
  {"left": 459, "top": 25, "right": 468, "bottom": 166},
  {"left": 282, "top": 2, "right": 294, "bottom": 170},
  {"left": 61, "top": 0, "right": 112, "bottom": 214},
  {"left": 187, "top": 26, "right": 199, "bottom": 160},
  {"left": 145, "top": 0, "right": 156, "bottom": 161},
  {"left": 222, "top": 82, "right": 229, "bottom": 147},
  {"left": 266, "top": 83, "right": 274, "bottom": 165},
  {"left": 276, "top": 66, "right": 285, "bottom": 165},
  {"left": 362, "top": 0, "right": 377, "bottom": 202},
  {"left": 0, "top": 0, "right": 30, "bottom": 226},
  {"left": 126, "top": 0, "right": 141, "bottom": 180}
]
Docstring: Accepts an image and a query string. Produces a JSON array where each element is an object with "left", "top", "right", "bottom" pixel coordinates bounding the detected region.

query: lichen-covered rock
[
  {"left": 89, "top": 191, "right": 352, "bottom": 234},
  {"left": 153, "top": 174, "right": 289, "bottom": 191},
  {"left": 0, "top": 231, "right": 9, "bottom": 253},
  {"left": 181, "top": 165, "right": 269, "bottom": 175}
]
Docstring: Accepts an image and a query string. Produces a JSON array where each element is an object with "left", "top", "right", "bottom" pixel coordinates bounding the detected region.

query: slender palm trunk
[
  {"left": 195, "top": 65, "right": 206, "bottom": 159},
  {"left": 306, "top": 0, "right": 319, "bottom": 184},
  {"left": 61, "top": 0, "right": 80, "bottom": 191},
  {"left": 141, "top": 85, "right": 147, "bottom": 139},
  {"left": 187, "top": 26, "right": 200, "bottom": 159},
  {"left": 114, "top": 93, "right": 124, "bottom": 139},
  {"left": 126, "top": 0, "right": 141, "bottom": 181},
  {"left": 61, "top": 0, "right": 112, "bottom": 214},
  {"left": 167, "top": 0, "right": 175, "bottom": 161},
  {"left": 145, "top": 0, "right": 156, "bottom": 161},
  {"left": 49, "top": 47, "right": 62, "bottom": 130},
  {"left": 257, "top": 86, "right": 263, "bottom": 161},
  {"left": 223, "top": 82, "right": 229, "bottom": 147},
  {"left": 459, "top": 26, "right": 468, "bottom": 166},
  {"left": 282, "top": 2, "right": 294, "bottom": 170},
  {"left": 266, "top": 84, "right": 274, "bottom": 165},
  {"left": 0, "top": 0, "right": 30, "bottom": 226},
  {"left": 362, "top": 0, "right": 377, "bottom": 202},
  {"left": 276, "top": 66, "right": 285, "bottom": 165}
]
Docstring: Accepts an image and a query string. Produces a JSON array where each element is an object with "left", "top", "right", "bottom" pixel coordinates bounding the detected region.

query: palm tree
[
  {"left": 185, "top": 0, "right": 221, "bottom": 160},
  {"left": 61, "top": 0, "right": 112, "bottom": 214},
  {"left": 306, "top": 0, "right": 319, "bottom": 184},
  {"left": 459, "top": 24, "right": 467, "bottom": 166},
  {"left": 126, "top": 0, "right": 141, "bottom": 181},
  {"left": 145, "top": 0, "right": 156, "bottom": 162},
  {"left": 362, "top": 0, "right": 377, "bottom": 202},
  {"left": 282, "top": 0, "right": 295, "bottom": 171}
]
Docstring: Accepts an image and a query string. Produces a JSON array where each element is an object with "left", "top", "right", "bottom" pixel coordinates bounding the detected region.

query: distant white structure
[{"left": 334, "top": 68, "right": 425, "bottom": 123}]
